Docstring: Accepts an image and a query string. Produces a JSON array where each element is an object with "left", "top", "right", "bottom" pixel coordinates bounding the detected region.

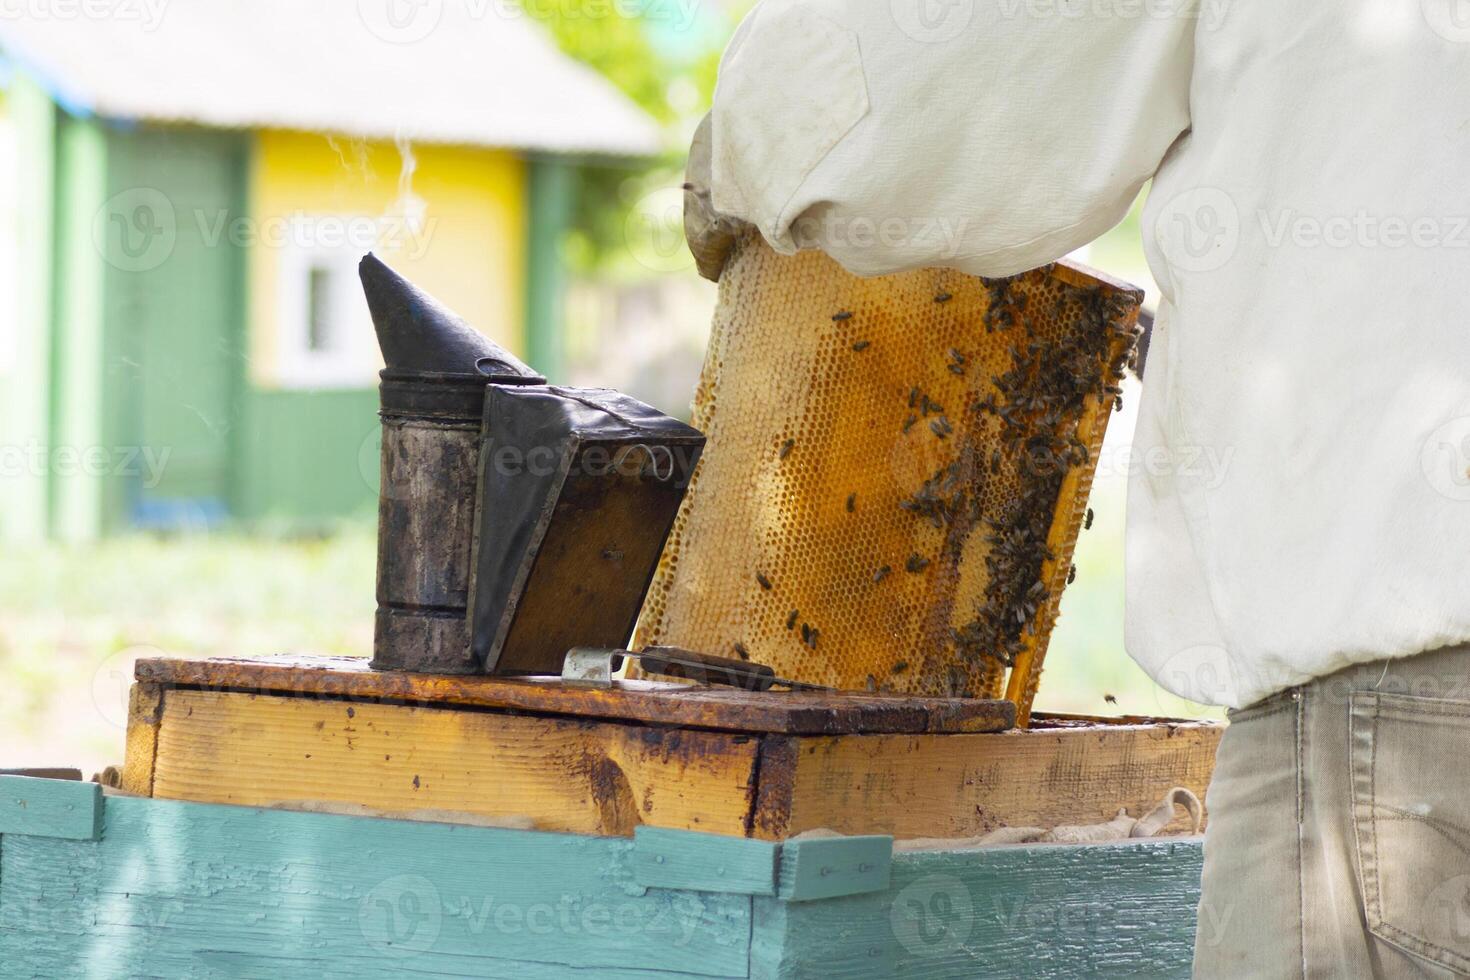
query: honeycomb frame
[{"left": 634, "top": 236, "right": 1141, "bottom": 724}]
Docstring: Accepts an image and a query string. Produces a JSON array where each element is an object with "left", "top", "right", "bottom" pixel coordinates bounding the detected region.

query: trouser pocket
[{"left": 1351, "top": 691, "right": 1470, "bottom": 974}]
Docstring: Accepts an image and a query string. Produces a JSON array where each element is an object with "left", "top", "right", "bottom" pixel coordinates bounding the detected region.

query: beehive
[{"left": 634, "top": 236, "right": 1140, "bottom": 723}]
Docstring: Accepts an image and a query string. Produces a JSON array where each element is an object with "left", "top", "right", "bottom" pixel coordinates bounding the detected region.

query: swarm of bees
[{"left": 911, "top": 274, "right": 1136, "bottom": 672}]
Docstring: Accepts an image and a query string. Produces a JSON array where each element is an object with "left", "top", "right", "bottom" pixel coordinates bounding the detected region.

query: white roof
[{"left": 0, "top": 0, "right": 661, "bottom": 156}]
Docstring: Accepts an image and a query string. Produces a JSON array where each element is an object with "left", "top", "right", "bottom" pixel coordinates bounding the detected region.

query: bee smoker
[
  {"left": 467, "top": 385, "right": 704, "bottom": 675},
  {"left": 361, "top": 253, "right": 544, "bottom": 672}
]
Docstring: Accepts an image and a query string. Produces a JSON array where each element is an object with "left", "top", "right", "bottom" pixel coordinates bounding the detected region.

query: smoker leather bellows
[
  {"left": 362, "top": 253, "right": 544, "bottom": 672},
  {"left": 467, "top": 386, "right": 703, "bottom": 675},
  {"left": 633, "top": 236, "right": 1142, "bottom": 723}
]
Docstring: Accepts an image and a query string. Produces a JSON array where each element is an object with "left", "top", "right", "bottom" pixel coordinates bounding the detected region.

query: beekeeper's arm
[{"left": 685, "top": 0, "right": 1196, "bottom": 280}]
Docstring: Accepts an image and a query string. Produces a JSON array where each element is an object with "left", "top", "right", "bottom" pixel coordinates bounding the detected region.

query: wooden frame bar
[{"left": 124, "top": 657, "right": 1221, "bottom": 840}]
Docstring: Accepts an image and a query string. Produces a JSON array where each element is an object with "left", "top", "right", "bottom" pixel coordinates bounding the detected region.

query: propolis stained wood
[
  {"left": 633, "top": 237, "right": 1141, "bottom": 722},
  {"left": 125, "top": 656, "right": 1216, "bottom": 841}
]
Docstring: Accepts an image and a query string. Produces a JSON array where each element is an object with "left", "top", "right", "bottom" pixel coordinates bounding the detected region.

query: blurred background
[{"left": 0, "top": 0, "right": 1214, "bottom": 775}]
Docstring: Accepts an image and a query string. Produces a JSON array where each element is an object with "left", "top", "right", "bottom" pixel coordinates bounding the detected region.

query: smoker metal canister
[
  {"left": 361, "top": 253, "right": 544, "bottom": 673},
  {"left": 467, "top": 385, "right": 705, "bottom": 675}
]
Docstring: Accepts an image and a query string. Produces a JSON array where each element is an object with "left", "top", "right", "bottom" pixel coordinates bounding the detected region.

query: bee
[
  {"left": 947, "top": 348, "right": 966, "bottom": 364},
  {"left": 733, "top": 642, "right": 750, "bottom": 661},
  {"left": 929, "top": 420, "right": 947, "bottom": 439},
  {"left": 1104, "top": 693, "right": 1118, "bottom": 706},
  {"left": 947, "top": 363, "right": 966, "bottom": 376},
  {"left": 1067, "top": 564, "right": 1077, "bottom": 584},
  {"left": 786, "top": 609, "right": 799, "bottom": 630},
  {"left": 990, "top": 449, "right": 1002, "bottom": 474},
  {"left": 873, "top": 565, "right": 892, "bottom": 583},
  {"left": 832, "top": 310, "right": 853, "bottom": 322},
  {"left": 1084, "top": 507, "right": 1094, "bottom": 530},
  {"left": 902, "top": 415, "right": 918, "bottom": 433},
  {"left": 934, "top": 291, "right": 952, "bottom": 303},
  {"left": 851, "top": 340, "right": 871, "bottom": 352},
  {"left": 778, "top": 438, "right": 795, "bottom": 459},
  {"left": 891, "top": 660, "right": 909, "bottom": 674},
  {"left": 846, "top": 492, "right": 857, "bottom": 512},
  {"left": 908, "top": 386, "right": 920, "bottom": 408},
  {"left": 905, "top": 554, "right": 930, "bottom": 573},
  {"left": 756, "top": 571, "right": 773, "bottom": 591},
  {"left": 1114, "top": 396, "right": 1123, "bottom": 413}
]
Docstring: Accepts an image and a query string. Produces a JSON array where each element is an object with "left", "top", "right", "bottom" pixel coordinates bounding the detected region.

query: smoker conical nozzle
[{"left": 360, "top": 252, "right": 544, "bottom": 384}]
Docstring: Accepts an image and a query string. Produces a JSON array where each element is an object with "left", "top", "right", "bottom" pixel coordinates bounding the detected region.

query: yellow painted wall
[{"left": 247, "top": 130, "right": 525, "bottom": 386}]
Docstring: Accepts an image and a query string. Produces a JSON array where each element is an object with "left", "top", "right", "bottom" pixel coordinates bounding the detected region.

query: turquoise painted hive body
[{"left": 0, "top": 775, "right": 1203, "bottom": 979}]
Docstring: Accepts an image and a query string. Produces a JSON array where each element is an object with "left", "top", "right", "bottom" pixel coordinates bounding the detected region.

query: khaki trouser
[{"left": 1195, "top": 644, "right": 1470, "bottom": 978}]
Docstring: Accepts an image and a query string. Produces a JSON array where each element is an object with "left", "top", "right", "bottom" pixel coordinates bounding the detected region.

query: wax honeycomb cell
[{"left": 634, "top": 236, "right": 1140, "bottom": 722}]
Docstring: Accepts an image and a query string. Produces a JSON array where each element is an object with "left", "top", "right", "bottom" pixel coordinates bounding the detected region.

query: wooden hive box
[
  {"left": 0, "top": 773, "right": 1206, "bottom": 978},
  {"left": 119, "top": 655, "right": 1220, "bottom": 841}
]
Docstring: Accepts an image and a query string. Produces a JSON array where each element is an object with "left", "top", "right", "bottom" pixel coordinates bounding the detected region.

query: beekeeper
[{"left": 684, "top": 2, "right": 1470, "bottom": 975}]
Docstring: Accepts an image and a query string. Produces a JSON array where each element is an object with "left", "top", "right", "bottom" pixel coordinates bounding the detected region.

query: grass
[{"left": 0, "top": 526, "right": 377, "bottom": 775}]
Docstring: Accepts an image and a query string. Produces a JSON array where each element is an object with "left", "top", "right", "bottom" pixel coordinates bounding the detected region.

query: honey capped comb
[{"left": 634, "top": 236, "right": 1141, "bottom": 723}]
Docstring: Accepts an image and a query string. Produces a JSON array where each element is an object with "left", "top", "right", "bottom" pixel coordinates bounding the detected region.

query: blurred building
[{"left": 0, "top": 1, "right": 659, "bottom": 540}]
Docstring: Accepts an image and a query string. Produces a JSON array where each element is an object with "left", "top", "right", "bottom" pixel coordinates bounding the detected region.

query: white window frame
[{"left": 274, "top": 218, "right": 379, "bottom": 389}]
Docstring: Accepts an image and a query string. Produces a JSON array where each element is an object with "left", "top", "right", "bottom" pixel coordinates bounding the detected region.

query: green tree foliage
[
  {"left": 514, "top": 0, "right": 751, "bottom": 274},
  {"left": 518, "top": 0, "right": 676, "bottom": 122}
]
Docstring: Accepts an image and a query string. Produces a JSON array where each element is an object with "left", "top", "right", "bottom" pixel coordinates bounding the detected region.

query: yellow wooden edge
[
  {"left": 119, "top": 682, "right": 163, "bottom": 797},
  {"left": 148, "top": 688, "right": 761, "bottom": 837},
  {"left": 130, "top": 683, "right": 1219, "bottom": 843},
  {"left": 760, "top": 721, "right": 1220, "bottom": 841}
]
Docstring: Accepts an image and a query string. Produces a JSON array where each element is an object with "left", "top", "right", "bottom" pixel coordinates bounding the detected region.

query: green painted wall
[
  {"left": 524, "top": 156, "right": 576, "bottom": 381},
  {"left": 235, "top": 388, "right": 380, "bottom": 526},
  {"left": 0, "top": 76, "right": 55, "bottom": 542},
  {"left": 99, "top": 126, "right": 248, "bottom": 531},
  {"left": 48, "top": 113, "right": 108, "bottom": 541},
  {"left": 46, "top": 120, "right": 249, "bottom": 538}
]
